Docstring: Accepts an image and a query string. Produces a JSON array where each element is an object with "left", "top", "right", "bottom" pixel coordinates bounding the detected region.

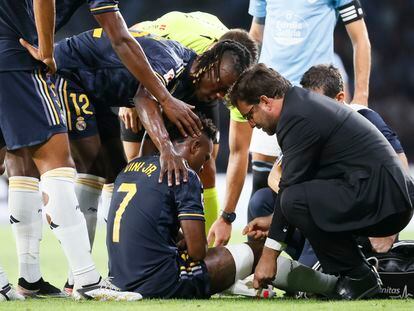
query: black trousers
[{"left": 280, "top": 183, "right": 413, "bottom": 275}]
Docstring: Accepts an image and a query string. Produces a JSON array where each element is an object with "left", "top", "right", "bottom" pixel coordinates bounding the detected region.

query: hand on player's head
[{"left": 167, "top": 115, "right": 217, "bottom": 173}]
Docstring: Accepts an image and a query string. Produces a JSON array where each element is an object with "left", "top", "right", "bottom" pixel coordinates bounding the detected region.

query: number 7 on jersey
[{"left": 112, "top": 183, "right": 137, "bottom": 243}]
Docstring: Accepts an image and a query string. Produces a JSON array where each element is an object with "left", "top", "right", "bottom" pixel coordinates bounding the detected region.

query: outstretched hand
[
  {"left": 20, "top": 38, "right": 56, "bottom": 74},
  {"left": 162, "top": 96, "right": 202, "bottom": 138},
  {"left": 207, "top": 217, "right": 232, "bottom": 247},
  {"left": 242, "top": 215, "right": 273, "bottom": 240}
]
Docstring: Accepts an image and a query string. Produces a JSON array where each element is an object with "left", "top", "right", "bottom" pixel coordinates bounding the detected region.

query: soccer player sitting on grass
[{"left": 106, "top": 115, "right": 338, "bottom": 299}]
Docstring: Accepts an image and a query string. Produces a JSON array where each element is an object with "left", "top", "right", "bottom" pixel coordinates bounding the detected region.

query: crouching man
[
  {"left": 106, "top": 115, "right": 338, "bottom": 298},
  {"left": 230, "top": 64, "right": 414, "bottom": 300}
]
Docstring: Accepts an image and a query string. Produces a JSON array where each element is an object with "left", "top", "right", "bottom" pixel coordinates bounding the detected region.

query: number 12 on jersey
[{"left": 112, "top": 183, "right": 137, "bottom": 243}]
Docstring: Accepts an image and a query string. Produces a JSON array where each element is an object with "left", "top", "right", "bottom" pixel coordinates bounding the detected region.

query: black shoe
[
  {"left": 334, "top": 265, "right": 382, "bottom": 300},
  {"left": 17, "top": 277, "right": 66, "bottom": 298}
]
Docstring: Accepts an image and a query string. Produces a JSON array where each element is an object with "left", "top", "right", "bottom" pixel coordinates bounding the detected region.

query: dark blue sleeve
[
  {"left": 173, "top": 171, "right": 205, "bottom": 222},
  {"left": 87, "top": 0, "right": 119, "bottom": 15},
  {"left": 358, "top": 109, "right": 404, "bottom": 153},
  {"left": 139, "top": 38, "right": 195, "bottom": 87}
]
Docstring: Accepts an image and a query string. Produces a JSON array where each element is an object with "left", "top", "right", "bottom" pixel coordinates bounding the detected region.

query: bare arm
[
  {"left": 398, "top": 152, "right": 409, "bottom": 170},
  {"left": 249, "top": 18, "right": 265, "bottom": 53},
  {"left": 134, "top": 86, "right": 188, "bottom": 186},
  {"left": 207, "top": 120, "right": 252, "bottom": 246},
  {"left": 345, "top": 19, "right": 371, "bottom": 106},
  {"left": 223, "top": 120, "right": 253, "bottom": 214},
  {"left": 20, "top": 0, "right": 56, "bottom": 73},
  {"left": 268, "top": 163, "right": 282, "bottom": 193},
  {"left": 94, "top": 12, "right": 201, "bottom": 136},
  {"left": 181, "top": 219, "right": 207, "bottom": 261}
]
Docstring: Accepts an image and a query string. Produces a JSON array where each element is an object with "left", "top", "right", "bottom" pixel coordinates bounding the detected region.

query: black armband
[
  {"left": 253, "top": 16, "right": 266, "bottom": 25},
  {"left": 338, "top": 0, "right": 364, "bottom": 25}
]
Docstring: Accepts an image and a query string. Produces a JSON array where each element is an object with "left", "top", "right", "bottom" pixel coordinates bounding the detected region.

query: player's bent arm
[
  {"left": 134, "top": 86, "right": 188, "bottom": 185},
  {"left": 249, "top": 18, "right": 264, "bottom": 52},
  {"left": 134, "top": 87, "right": 172, "bottom": 153},
  {"left": 20, "top": 0, "right": 56, "bottom": 74},
  {"left": 94, "top": 12, "right": 171, "bottom": 104},
  {"left": 180, "top": 219, "right": 207, "bottom": 261},
  {"left": 208, "top": 120, "right": 252, "bottom": 246},
  {"left": 345, "top": 19, "right": 371, "bottom": 106},
  {"left": 94, "top": 12, "right": 201, "bottom": 136}
]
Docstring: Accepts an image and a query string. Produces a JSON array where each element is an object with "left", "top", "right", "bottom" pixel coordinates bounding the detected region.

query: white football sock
[
  {"left": 272, "top": 256, "right": 338, "bottom": 295},
  {"left": 223, "top": 243, "right": 255, "bottom": 295},
  {"left": 75, "top": 174, "right": 105, "bottom": 248},
  {"left": 0, "top": 264, "right": 9, "bottom": 288},
  {"left": 101, "top": 183, "right": 114, "bottom": 223},
  {"left": 41, "top": 167, "right": 100, "bottom": 287},
  {"left": 8, "top": 177, "right": 42, "bottom": 283},
  {"left": 225, "top": 243, "right": 254, "bottom": 281}
]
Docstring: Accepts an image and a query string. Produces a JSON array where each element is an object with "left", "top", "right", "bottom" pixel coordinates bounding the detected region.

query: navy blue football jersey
[
  {"left": 0, "top": 0, "right": 119, "bottom": 71},
  {"left": 350, "top": 104, "right": 404, "bottom": 154},
  {"left": 55, "top": 29, "right": 197, "bottom": 107},
  {"left": 358, "top": 109, "right": 404, "bottom": 154},
  {"left": 107, "top": 156, "right": 205, "bottom": 296}
]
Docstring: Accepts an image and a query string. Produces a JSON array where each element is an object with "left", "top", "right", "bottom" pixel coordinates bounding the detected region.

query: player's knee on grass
[{"left": 203, "top": 246, "right": 237, "bottom": 294}]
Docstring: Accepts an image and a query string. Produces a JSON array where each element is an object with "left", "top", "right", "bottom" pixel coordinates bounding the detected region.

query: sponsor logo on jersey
[{"left": 269, "top": 11, "right": 309, "bottom": 46}]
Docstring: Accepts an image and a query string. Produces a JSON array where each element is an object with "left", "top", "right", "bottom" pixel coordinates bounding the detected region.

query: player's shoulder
[
  {"left": 170, "top": 166, "right": 202, "bottom": 195},
  {"left": 187, "top": 167, "right": 201, "bottom": 184},
  {"left": 349, "top": 103, "right": 373, "bottom": 115}
]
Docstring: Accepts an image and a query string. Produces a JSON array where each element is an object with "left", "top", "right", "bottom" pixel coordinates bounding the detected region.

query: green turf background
[{"left": 0, "top": 226, "right": 413, "bottom": 310}]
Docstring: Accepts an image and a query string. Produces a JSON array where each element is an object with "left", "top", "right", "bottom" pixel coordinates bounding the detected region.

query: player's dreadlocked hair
[
  {"left": 167, "top": 113, "right": 218, "bottom": 143},
  {"left": 192, "top": 39, "right": 252, "bottom": 85}
]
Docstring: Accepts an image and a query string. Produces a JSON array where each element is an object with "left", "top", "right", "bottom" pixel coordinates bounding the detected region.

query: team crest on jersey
[
  {"left": 76, "top": 117, "right": 87, "bottom": 131},
  {"left": 163, "top": 69, "right": 176, "bottom": 83}
]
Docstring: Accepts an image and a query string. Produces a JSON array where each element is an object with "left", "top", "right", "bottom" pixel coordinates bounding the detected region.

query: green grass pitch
[{"left": 0, "top": 226, "right": 413, "bottom": 310}]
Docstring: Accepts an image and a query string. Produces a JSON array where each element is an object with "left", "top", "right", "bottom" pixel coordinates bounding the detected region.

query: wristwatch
[{"left": 220, "top": 210, "right": 236, "bottom": 224}]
